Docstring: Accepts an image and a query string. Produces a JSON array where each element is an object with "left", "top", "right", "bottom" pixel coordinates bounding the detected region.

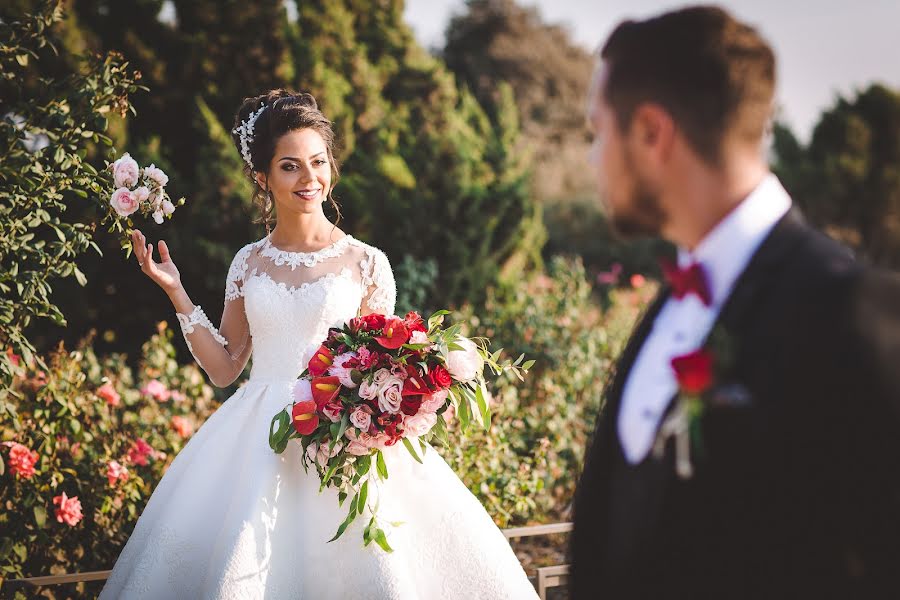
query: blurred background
[{"left": 1, "top": 0, "right": 898, "bottom": 596}]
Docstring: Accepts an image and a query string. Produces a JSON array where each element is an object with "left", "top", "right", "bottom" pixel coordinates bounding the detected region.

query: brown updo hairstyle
[{"left": 230, "top": 89, "right": 341, "bottom": 233}]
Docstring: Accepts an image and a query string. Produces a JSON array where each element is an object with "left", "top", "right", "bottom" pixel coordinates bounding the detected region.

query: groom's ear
[{"left": 629, "top": 103, "right": 676, "bottom": 163}]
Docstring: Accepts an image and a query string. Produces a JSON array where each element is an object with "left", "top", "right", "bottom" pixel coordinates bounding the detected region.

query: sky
[{"left": 404, "top": 0, "right": 900, "bottom": 142}]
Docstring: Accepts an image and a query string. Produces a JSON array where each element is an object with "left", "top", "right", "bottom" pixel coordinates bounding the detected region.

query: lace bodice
[{"left": 225, "top": 234, "right": 396, "bottom": 382}]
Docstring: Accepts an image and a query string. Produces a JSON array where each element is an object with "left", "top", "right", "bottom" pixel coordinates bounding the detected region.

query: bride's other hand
[{"left": 132, "top": 229, "right": 182, "bottom": 294}]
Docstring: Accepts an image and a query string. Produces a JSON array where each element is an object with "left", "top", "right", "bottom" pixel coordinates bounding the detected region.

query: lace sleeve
[
  {"left": 224, "top": 243, "right": 253, "bottom": 303},
  {"left": 361, "top": 247, "right": 397, "bottom": 316}
]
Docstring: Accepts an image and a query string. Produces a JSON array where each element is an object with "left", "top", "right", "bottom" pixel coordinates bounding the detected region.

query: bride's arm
[
  {"left": 360, "top": 247, "right": 397, "bottom": 316},
  {"left": 132, "top": 230, "right": 252, "bottom": 388}
]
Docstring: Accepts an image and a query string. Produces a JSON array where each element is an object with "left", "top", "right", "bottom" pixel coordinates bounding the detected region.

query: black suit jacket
[{"left": 570, "top": 210, "right": 900, "bottom": 599}]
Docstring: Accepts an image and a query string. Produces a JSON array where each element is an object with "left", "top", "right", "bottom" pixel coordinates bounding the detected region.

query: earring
[{"left": 264, "top": 191, "right": 272, "bottom": 236}]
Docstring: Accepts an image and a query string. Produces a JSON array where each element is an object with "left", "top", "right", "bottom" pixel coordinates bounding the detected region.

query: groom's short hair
[{"left": 600, "top": 5, "right": 776, "bottom": 166}]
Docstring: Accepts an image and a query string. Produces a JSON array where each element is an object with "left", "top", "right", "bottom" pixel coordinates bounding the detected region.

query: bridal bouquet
[
  {"left": 268, "top": 310, "right": 532, "bottom": 551},
  {"left": 102, "top": 152, "right": 183, "bottom": 227}
]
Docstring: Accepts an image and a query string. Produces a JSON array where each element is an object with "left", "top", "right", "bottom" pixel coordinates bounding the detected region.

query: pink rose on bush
[
  {"left": 96, "top": 383, "right": 121, "bottom": 407},
  {"left": 141, "top": 379, "right": 170, "bottom": 402},
  {"left": 403, "top": 411, "right": 437, "bottom": 438},
  {"left": 170, "top": 415, "right": 193, "bottom": 438},
  {"left": 143, "top": 163, "right": 169, "bottom": 187},
  {"left": 52, "top": 492, "right": 83, "bottom": 526},
  {"left": 127, "top": 438, "right": 154, "bottom": 466},
  {"left": 2, "top": 441, "right": 39, "bottom": 479},
  {"left": 106, "top": 460, "right": 129, "bottom": 486},
  {"left": 162, "top": 199, "right": 176, "bottom": 216},
  {"left": 112, "top": 152, "right": 139, "bottom": 188},
  {"left": 420, "top": 388, "right": 449, "bottom": 413},
  {"left": 110, "top": 187, "right": 139, "bottom": 217}
]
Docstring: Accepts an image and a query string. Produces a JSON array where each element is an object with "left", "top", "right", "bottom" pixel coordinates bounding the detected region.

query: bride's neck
[{"left": 268, "top": 213, "right": 341, "bottom": 250}]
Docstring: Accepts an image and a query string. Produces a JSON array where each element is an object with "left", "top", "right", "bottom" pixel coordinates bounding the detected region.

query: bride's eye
[
  {"left": 281, "top": 164, "right": 297, "bottom": 171},
  {"left": 314, "top": 159, "right": 327, "bottom": 167}
]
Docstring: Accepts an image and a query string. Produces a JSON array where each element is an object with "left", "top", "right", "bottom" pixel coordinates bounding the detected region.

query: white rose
[
  {"left": 161, "top": 199, "right": 176, "bottom": 216},
  {"left": 143, "top": 163, "right": 169, "bottom": 187},
  {"left": 404, "top": 412, "right": 437, "bottom": 438},
  {"left": 377, "top": 378, "right": 403, "bottom": 414},
  {"left": 445, "top": 338, "right": 483, "bottom": 382},
  {"left": 112, "top": 153, "right": 139, "bottom": 188}
]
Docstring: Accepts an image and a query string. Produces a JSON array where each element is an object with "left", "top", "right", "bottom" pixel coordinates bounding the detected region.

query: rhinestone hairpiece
[{"left": 231, "top": 104, "right": 267, "bottom": 170}]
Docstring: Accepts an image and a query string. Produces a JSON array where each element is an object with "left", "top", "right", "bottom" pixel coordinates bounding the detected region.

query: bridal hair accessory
[{"left": 232, "top": 104, "right": 267, "bottom": 170}]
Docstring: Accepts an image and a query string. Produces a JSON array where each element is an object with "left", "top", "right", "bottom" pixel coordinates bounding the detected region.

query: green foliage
[
  {"left": 0, "top": 323, "right": 218, "bottom": 595},
  {"left": 439, "top": 257, "right": 657, "bottom": 525},
  {"left": 772, "top": 84, "right": 900, "bottom": 267},
  {"left": 0, "top": 2, "right": 141, "bottom": 405}
]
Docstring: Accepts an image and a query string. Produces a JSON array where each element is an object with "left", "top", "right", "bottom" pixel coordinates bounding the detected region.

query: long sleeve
[{"left": 360, "top": 247, "right": 396, "bottom": 316}]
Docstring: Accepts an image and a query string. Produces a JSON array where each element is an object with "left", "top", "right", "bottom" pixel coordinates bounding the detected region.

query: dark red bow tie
[{"left": 660, "top": 258, "right": 712, "bottom": 306}]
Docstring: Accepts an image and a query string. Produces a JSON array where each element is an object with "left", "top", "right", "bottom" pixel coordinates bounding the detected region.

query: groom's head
[{"left": 587, "top": 6, "right": 776, "bottom": 240}]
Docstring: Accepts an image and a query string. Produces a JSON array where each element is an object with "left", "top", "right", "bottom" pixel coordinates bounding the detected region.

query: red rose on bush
[
  {"left": 671, "top": 349, "right": 714, "bottom": 395},
  {"left": 374, "top": 317, "right": 409, "bottom": 350},
  {"left": 427, "top": 365, "right": 452, "bottom": 389}
]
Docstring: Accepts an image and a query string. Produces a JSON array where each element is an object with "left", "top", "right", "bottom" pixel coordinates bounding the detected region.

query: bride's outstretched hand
[{"left": 131, "top": 229, "right": 182, "bottom": 294}]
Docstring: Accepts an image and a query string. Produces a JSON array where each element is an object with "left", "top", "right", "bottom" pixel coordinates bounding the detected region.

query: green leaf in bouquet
[
  {"left": 358, "top": 479, "right": 369, "bottom": 511},
  {"left": 475, "top": 384, "right": 492, "bottom": 430},
  {"left": 336, "top": 412, "right": 350, "bottom": 443},
  {"left": 418, "top": 438, "right": 428, "bottom": 455},
  {"left": 432, "top": 414, "right": 450, "bottom": 447},
  {"left": 375, "top": 450, "right": 388, "bottom": 480},
  {"left": 268, "top": 410, "right": 291, "bottom": 454},
  {"left": 363, "top": 515, "right": 375, "bottom": 546},
  {"left": 372, "top": 527, "right": 393, "bottom": 553},
  {"left": 338, "top": 491, "right": 347, "bottom": 506},
  {"left": 401, "top": 437, "right": 423, "bottom": 464},
  {"left": 356, "top": 454, "right": 372, "bottom": 476},
  {"left": 447, "top": 341, "right": 465, "bottom": 352},
  {"left": 329, "top": 493, "right": 360, "bottom": 543},
  {"left": 427, "top": 310, "right": 450, "bottom": 331},
  {"left": 320, "top": 462, "right": 340, "bottom": 492}
]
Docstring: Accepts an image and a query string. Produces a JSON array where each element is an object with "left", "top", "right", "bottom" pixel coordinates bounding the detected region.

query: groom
[{"left": 570, "top": 6, "right": 900, "bottom": 599}]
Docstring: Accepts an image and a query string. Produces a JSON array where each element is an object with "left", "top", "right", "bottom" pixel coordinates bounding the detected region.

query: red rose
[
  {"left": 671, "top": 349, "right": 714, "bottom": 395},
  {"left": 427, "top": 364, "right": 452, "bottom": 389},
  {"left": 308, "top": 345, "right": 334, "bottom": 377},
  {"left": 310, "top": 376, "right": 341, "bottom": 409},
  {"left": 374, "top": 317, "right": 410, "bottom": 350},
  {"left": 403, "top": 311, "right": 427, "bottom": 333},
  {"left": 291, "top": 400, "right": 319, "bottom": 435},
  {"left": 361, "top": 313, "right": 387, "bottom": 331}
]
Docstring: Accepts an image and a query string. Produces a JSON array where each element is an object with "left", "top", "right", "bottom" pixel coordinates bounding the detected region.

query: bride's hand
[{"left": 131, "top": 229, "right": 182, "bottom": 294}]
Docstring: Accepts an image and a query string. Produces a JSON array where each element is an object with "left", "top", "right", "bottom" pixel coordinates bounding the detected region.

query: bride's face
[{"left": 258, "top": 128, "right": 332, "bottom": 216}]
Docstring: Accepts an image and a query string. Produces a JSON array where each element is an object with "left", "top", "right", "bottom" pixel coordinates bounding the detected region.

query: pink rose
[
  {"left": 377, "top": 377, "right": 404, "bottom": 414},
  {"left": 2, "top": 441, "right": 39, "bottom": 479},
  {"left": 106, "top": 460, "right": 129, "bottom": 487},
  {"left": 358, "top": 379, "right": 378, "bottom": 401},
  {"left": 321, "top": 400, "right": 343, "bottom": 423},
  {"left": 152, "top": 210, "right": 164, "bottom": 224},
  {"left": 143, "top": 163, "right": 169, "bottom": 187},
  {"left": 52, "top": 492, "right": 83, "bottom": 527},
  {"left": 409, "top": 330, "right": 430, "bottom": 346},
  {"left": 350, "top": 407, "right": 372, "bottom": 431},
  {"left": 127, "top": 438, "right": 154, "bottom": 466},
  {"left": 404, "top": 411, "right": 437, "bottom": 438},
  {"left": 134, "top": 186, "right": 150, "bottom": 203},
  {"left": 96, "top": 383, "right": 120, "bottom": 407},
  {"left": 169, "top": 390, "right": 186, "bottom": 403},
  {"left": 110, "top": 187, "right": 139, "bottom": 217},
  {"left": 420, "top": 388, "right": 449, "bottom": 413},
  {"left": 170, "top": 415, "right": 193, "bottom": 438},
  {"left": 141, "top": 379, "right": 170, "bottom": 402},
  {"left": 306, "top": 441, "right": 343, "bottom": 467},
  {"left": 112, "top": 152, "right": 139, "bottom": 188},
  {"left": 372, "top": 368, "right": 391, "bottom": 386},
  {"left": 328, "top": 352, "right": 359, "bottom": 389}
]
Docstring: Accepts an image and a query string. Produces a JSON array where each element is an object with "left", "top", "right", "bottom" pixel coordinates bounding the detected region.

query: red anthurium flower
[
  {"left": 311, "top": 376, "right": 341, "bottom": 409},
  {"left": 671, "top": 349, "right": 714, "bottom": 395},
  {"left": 291, "top": 400, "right": 319, "bottom": 435},
  {"left": 374, "top": 317, "right": 410, "bottom": 350},
  {"left": 308, "top": 345, "right": 335, "bottom": 377},
  {"left": 402, "top": 371, "right": 431, "bottom": 396}
]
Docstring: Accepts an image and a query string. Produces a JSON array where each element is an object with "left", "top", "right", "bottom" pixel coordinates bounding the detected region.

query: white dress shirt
[{"left": 617, "top": 173, "right": 793, "bottom": 464}]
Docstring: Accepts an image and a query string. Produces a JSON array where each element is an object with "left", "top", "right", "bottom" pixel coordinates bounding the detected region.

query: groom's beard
[{"left": 608, "top": 176, "right": 667, "bottom": 239}]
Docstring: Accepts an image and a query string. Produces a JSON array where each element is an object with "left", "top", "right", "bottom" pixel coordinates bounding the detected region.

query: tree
[{"left": 773, "top": 84, "right": 900, "bottom": 267}]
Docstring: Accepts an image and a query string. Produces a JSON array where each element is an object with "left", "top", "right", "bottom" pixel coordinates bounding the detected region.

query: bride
[{"left": 99, "top": 89, "right": 538, "bottom": 599}]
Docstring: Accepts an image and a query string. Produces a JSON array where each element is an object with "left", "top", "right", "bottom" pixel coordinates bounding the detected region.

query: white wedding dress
[{"left": 100, "top": 235, "right": 538, "bottom": 600}]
